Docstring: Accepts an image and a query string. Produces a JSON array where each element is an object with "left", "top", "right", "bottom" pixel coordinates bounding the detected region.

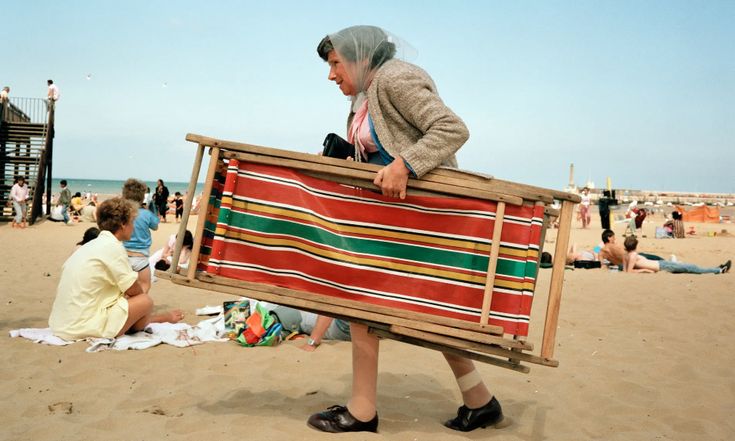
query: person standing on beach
[
  {"left": 154, "top": 179, "right": 170, "bottom": 223},
  {"left": 48, "top": 197, "right": 184, "bottom": 340},
  {"left": 47, "top": 79, "right": 60, "bottom": 104},
  {"left": 145, "top": 186, "right": 157, "bottom": 214},
  {"left": 57, "top": 180, "right": 72, "bottom": 225},
  {"left": 599, "top": 190, "right": 612, "bottom": 230},
  {"left": 0, "top": 86, "right": 9, "bottom": 105},
  {"left": 143, "top": 186, "right": 152, "bottom": 210},
  {"left": 122, "top": 178, "right": 159, "bottom": 294},
  {"left": 174, "top": 192, "right": 184, "bottom": 222},
  {"left": 10, "top": 176, "right": 29, "bottom": 228},
  {"left": 579, "top": 187, "right": 591, "bottom": 228},
  {"left": 306, "top": 25, "right": 505, "bottom": 434},
  {"left": 0, "top": 86, "right": 9, "bottom": 120}
]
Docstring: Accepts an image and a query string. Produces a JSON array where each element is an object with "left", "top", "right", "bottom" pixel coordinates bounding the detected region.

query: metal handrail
[{"left": 1, "top": 97, "right": 49, "bottom": 124}]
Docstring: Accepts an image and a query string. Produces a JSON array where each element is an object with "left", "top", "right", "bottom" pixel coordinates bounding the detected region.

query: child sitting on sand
[
  {"left": 122, "top": 179, "right": 160, "bottom": 294},
  {"left": 663, "top": 210, "right": 685, "bottom": 239},
  {"left": 48, "top": 197, "right": 184, "bottom": 340},
  {"left": 70, "top": 192, "right": 85, "bottom": 215}
]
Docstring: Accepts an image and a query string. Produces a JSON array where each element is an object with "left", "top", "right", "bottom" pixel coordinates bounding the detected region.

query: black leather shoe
[
  {"left": 444, "top": 396, "right": 506, "bottom": 432},
  {"left": 307, "top": 405, "right": 378, "bottom": 433},
  {"left": 720, "top": 260, "right": 731, "bottom": 274}
]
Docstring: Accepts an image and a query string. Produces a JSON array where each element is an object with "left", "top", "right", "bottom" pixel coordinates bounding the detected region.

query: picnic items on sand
[{"left": 224, "top": 300, "right": 283, "bottom": 347}]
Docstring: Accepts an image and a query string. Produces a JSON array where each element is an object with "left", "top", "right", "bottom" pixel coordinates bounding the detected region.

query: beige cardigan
[{"left": 347, "top": 59, "right": 469, "bottom": 178}]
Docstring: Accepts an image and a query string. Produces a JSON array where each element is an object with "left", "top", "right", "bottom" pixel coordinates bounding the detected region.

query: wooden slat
[
  {"left": 223, "top": 151, "right": 524, "bottom": 206},
  {"left": 544, "top": 206, "right": 560, "bottom": 218},
  {"left": 480, "top": 201, "right": 505, "bottom": 326},
  {"left": 187, "top": 147, "right": 220, "bottom": 280},
  {"left": 165, "top": 273, "right": 538, "bottom": 351},
  {"left": 388, "top": 325, "right": 556, "bottom": 368},
  {"left": 171, "top": 143, "right": 205, "bottom": 272},
  {"left": 160, "top": 269, "right": 523, "bottom": 346},
  {"left": 541, "top": 200, "right": 575, "bottom": 359},
  {"left": 194, "top": 272, "right": 520, "bottom": 342},
  {"left": 159, "top": 271, "right": 534, "bottom": 373},
  {"left": 301, "top": 171, "right": 448, "bottom": 199},
  {"left": 185, "top": 133, "right": 579, "bottom": 204},
  {"left": 369, "top": 328, "right": 530, "bottom": 373}
]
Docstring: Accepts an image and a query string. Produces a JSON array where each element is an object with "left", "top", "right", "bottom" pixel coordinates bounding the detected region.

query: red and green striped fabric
[{"left": 200, "top": 159, "right": 544, "bottom": 336}]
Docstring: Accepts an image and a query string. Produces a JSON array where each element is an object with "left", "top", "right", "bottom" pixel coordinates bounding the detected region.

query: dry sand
[{"left": 1, "top": 212, "right": 733, "bottom": 441}]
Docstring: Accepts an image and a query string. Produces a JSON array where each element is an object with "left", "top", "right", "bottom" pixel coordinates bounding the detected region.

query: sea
[{"left": 49, "top": 178, "right": 204, "bottom": 197}]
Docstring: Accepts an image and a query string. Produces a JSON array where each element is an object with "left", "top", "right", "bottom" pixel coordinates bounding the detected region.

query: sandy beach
[{"left": 1, "top": 212, "right": 733, "bottom": 441}]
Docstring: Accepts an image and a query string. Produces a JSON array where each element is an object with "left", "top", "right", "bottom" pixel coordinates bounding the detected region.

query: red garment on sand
[{"left": 634, "top": 209, "right": 646, "bottom": 229}]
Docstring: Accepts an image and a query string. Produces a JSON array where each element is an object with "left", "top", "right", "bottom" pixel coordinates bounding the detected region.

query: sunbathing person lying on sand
[
  {"left": 623, "top": 235, "right": 731, "bottom": 275},
  {"left": 599, "top": 229, "right": 664, "bottom": 269},
  {"left": 49, "top": 197, "right": 184, "bottom": 340},
  {"left": 565, "top": 243, "right": 598, "bottom": 265}
]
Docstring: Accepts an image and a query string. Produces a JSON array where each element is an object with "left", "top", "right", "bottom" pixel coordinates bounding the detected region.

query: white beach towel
[
  {"left": 9, "top": 328, "right": 76, "bottom": 346},
  {"left": 10, "top": 315, "right": 228, "bottom": 352}
]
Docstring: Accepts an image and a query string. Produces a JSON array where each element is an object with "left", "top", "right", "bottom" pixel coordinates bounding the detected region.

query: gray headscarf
[{"left": 319, "top": 25, "right": 406, "bottom": 110}]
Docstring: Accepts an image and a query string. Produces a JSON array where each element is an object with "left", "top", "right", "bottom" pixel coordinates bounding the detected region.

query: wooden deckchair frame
[{"left": 164, "top": 133, "right": 579, "bottom": 373}]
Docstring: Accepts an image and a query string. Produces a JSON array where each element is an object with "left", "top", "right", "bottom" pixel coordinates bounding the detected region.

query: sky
[{"left": 3, "top": 1, "right": 734, "bottom": 193}]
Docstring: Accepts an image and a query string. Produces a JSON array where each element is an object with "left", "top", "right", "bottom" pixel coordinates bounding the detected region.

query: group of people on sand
[
  {"left": 48, "top": 178, "right": 194, "bottom": 342},
  {"left": 49, "top": 195, "right": 186, "bottom": 340},
  {"left": 49, "top": 180, "right": 98, "bottom": 225},
  {"left": 563, "top": 228, "right": 731, "bottom": 275},
  {"left": 569, "top": 190, "right": 720, "bottom": 273},
  {"left": 577, "top": 188, "right": 690, "bottom": 241},
  {"left": 142, "top": 179, "right": 184, "bottom": 223},
  {"left": 47, "top": 178, "right": 188, "bottom": 226},
  {"left": 46, "top": 25, "right": 507, "bottom": 435}
]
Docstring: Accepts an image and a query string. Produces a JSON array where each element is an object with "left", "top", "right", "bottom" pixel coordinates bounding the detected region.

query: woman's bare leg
[
  {"left": 137, "top": 268, "right": 152, "bottom": 294},
  {"left": 117, "top": 294, "right": 184, "bottom": 336},
  {"left": 443, "top": 352, "right": 492, "bottom": 408},
  {"left": 346, "top": 322, "right": 379, "bottom": 422}
]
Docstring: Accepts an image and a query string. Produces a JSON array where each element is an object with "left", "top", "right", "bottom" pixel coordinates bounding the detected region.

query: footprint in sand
[
  {"left": 48, "top": 401, "right": 73, "bottom": 414},
  {"left": 138, "top": 405, "right": 183, "bottom": 417}
]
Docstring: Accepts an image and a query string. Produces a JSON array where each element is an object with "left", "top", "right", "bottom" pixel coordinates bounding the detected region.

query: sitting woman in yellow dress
[{"left": 49, "top": 197, "right": 184, "bottom": 340}]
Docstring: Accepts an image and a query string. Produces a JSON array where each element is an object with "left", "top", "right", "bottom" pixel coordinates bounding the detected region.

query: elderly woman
[{"left": 307, "top": 25, "right": 505, "bottom": 434}]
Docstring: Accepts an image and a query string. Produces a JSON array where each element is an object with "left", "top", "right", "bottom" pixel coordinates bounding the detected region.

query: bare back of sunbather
[
  {"left": 625, "top": 252, "right": 660, "bottom": 273},
  {"left": 600, "top": 243, "right": 625, "bottom": 266}
]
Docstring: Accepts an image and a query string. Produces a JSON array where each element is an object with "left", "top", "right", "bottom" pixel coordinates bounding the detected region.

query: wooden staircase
[{"left": 0, "top": 98, "right": 53, "bottom": 224}]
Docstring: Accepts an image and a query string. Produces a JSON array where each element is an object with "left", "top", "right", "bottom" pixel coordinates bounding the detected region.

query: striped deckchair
[{"left": 165, "top": 134, "right": 579, "bottom": 373}]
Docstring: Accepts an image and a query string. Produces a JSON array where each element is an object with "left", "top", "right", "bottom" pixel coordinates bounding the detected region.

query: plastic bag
[{"left": 235, "top": 303, "right": 283, "bottom": 347}]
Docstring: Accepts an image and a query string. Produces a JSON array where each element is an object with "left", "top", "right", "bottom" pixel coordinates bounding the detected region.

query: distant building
[{"left": 563, "top": 163, "right": 577, "bottom": 193}]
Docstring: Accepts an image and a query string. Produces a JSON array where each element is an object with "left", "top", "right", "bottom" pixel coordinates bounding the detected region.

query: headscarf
[{"left": 326, "top": 25, "right": 406, "bottom": 110}]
